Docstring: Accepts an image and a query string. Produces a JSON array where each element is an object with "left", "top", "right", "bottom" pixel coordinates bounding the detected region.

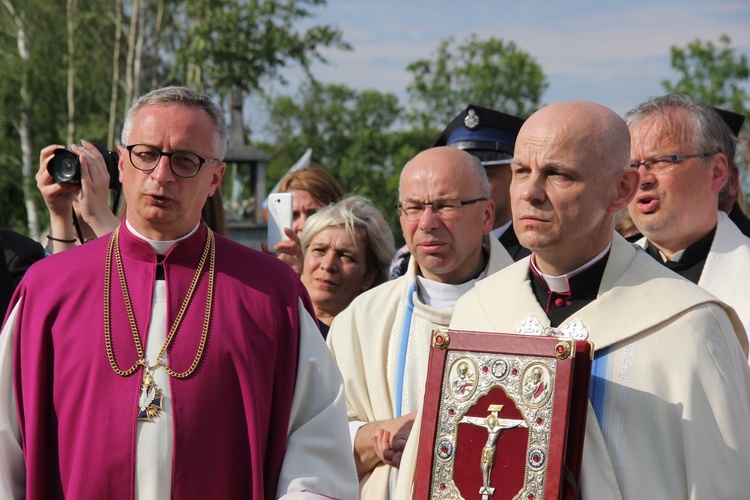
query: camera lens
[
  {"left": 59, "top": 158, "right": 76, "bottom": 177},
  {"left": 46, "top": 144, "right": 121, "bottom": 188},
  {"left": 48, "top": 149, "right": 81, "bottom": 185}
]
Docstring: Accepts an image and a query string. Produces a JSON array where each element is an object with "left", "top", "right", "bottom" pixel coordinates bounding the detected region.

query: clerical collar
[
  {"left": 490, "top": 219, "right": 513, "bottom": 240},
  {"left": 530, "top": 243, "right": 612, "bottom": 293},
  {"left": 417, "top": 275, "right": 480, "bottom": 308},
  {"left": 528, "top": 244, "right": 611, "bottom": 328},
  {"left": 645, "top": 226, "right": 715, "bottom": 284},
  {"left": 416, "top": 245, "right": 490, "bottom": 307},
  {"left": 126, "top": 220, "right": 200, "bottom": 255}
]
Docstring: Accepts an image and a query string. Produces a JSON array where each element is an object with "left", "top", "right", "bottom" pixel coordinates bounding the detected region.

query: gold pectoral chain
[{"left": 103, "top": 227, "right": 215, "bottom": 420}]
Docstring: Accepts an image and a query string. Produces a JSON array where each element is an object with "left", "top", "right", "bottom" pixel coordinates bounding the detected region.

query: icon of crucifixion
[{"left": 459, "top": 404, "right": 528, "bottom": 500}]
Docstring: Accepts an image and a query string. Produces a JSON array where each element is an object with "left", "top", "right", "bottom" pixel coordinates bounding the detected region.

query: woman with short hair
[{"left": 300, "top": 195, "right": 395, "bottom": 338}]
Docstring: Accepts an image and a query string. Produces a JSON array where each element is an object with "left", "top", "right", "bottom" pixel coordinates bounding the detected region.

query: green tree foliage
[
  {"left": 260, "top": 82, "right": 431, "bottom": 244},
  {"left": 0, "top": 0, "right": 346, "bottom": 235},
  {"left": 171, "top": 0, "right": 350, "bottom": 95},
  {"left": 406, "top": 35, "right": 548, "bottom": 129},
  {"left": 0, "top": 0, "right": 70, "bottom": 232},
  {"left": 662, "top": 34, "right": 750, "bottom": 122}
]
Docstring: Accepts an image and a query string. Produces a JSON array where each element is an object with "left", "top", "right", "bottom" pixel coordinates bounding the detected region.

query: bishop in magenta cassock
[
  {"left": 0, "top": 86, "right": 358, "bottom": 499},
  {"left": 0, "top": 219, "right": 359, "bottom": 499}
]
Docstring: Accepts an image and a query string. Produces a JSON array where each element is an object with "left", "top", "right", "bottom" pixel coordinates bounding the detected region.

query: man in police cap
[{"left": 435, "top": 104, "right": 529, "bottom": 261}]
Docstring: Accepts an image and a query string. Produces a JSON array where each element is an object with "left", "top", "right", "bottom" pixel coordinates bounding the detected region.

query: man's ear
[
  {"left": 207, "top": 162, "right": 226, "bottom": 197},
  {"left": 710, "top": 153, "right": 729, "bottom": 193},
  {"left": 608, "top": 168, "right": 640, "bottom": 213},
  {"left": 117, "top": 145, "right": 127, "bottom": 184},
  {"left": 482, "top": 198, "right": 496, "bottom": 234}
]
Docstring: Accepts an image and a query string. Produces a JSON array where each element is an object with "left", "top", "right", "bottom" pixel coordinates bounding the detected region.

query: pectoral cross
[
  {"left": 459, "top": 404, "right": 528, "bottom": 500},
  {"left": 138, "top": 367, "right": 164, "bottom": 422}
]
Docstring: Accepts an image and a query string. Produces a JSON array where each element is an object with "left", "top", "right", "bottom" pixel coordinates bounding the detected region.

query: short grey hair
[
  {"left": 121, "top": 86, "right": 228, "bottom": 159},
  {"left": 300, "top": 195, "right": 396, "bottom": 288},
  {"left": 625, "top": 93, "right": 736, "bottom": 200}
]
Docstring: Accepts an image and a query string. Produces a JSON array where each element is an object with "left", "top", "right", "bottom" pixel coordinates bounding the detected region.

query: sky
[{"left": 270, "top": 0, "right": 750, "bottom": 121}]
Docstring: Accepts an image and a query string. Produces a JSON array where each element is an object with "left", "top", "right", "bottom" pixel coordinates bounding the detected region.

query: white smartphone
[{"left": 267, "top": 193, "right": 293, "bottom": 250}]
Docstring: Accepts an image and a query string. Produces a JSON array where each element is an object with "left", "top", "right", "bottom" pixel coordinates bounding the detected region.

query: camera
[{"left": 47, "top": 143, "right": 121, "bottom": 190}]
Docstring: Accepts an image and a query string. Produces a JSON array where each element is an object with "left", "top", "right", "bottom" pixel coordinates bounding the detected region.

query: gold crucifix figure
[{"left": 459, "top": 404, "right": 528, "bottom": 500}]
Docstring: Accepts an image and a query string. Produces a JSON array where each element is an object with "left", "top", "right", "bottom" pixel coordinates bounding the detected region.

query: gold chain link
[{"left": 103, "top": 226, "right": 215, "bottom": 379}]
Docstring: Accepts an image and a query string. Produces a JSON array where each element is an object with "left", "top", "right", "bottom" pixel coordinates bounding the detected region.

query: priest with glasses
[{"left": 0, "top": 86, "right": 358, "bottom": 499}]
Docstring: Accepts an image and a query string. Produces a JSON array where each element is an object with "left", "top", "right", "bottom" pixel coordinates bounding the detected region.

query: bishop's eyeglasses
[
  {"left": 395, "top": 198, "right": 487, "bottom": 221},
  {"left": 630, "top": 152, "right": 716, "bottom": 174},
  {"left": 126, "top": 144, "right": 222, "bottom": 178}
]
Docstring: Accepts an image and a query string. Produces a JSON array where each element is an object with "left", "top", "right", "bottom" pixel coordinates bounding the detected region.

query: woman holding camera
[{"left": 37, "top": 141, "right": 120, "bottom": 254}]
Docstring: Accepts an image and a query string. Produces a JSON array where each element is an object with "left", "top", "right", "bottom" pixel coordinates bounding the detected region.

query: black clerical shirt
[
  {"left": 529, "top": 253, "right": 609, "bottom": 328},
  {"left": 499, "top": 226, "right": 532, "bottom": 262},
  {"left": 644, "top": 227, "right": 716, "bottom": 285},
  {"left": 155, "top": 255, "right": 165, "bottom": 280},
  {"left": 728, "top": 203, "right": 750, "bottom": 238}
]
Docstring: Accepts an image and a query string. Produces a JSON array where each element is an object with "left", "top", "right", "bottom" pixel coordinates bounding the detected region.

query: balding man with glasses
[
  {"left": 326, "top": 146, "right": 513, "bottom": 498},
  {"left": 627, "top": 93, "right": 750, "bottom": 350}
]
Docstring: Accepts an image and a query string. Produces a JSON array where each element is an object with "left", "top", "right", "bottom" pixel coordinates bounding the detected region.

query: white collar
[
  {"left": 125, "top": 220, "right": 200, "bottom": 255},
  {"left": 416, "top": 275, "right": 479, "bottom": 308},
  {"left": 660, "top": 248, "right": 685, "bottom": 263},
  {"left": 530, "top": 242, "right": 611, "bottom": 294},
  {"left": 416, "top": 264, "right": 489, "bottom": 308}
]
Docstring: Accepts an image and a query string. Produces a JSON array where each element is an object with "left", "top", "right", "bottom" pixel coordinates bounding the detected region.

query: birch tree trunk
[
  {"left": 2, "top": 0, "right": 39, "bottom": 238},
  {"left": 66, "top": 0, "right": 78, "bottom": 145},
  {"left": 107, "top": 0, "right": 123, "bottom": 149},
  {"left": 150, "top": 0, "right": 164, "bottom": 89},
  {"left": 123, "top": 0, "right": 141, "bottom": 111},
  {"left": 132, "top": 0, "right": 147, "bottom": 101}
]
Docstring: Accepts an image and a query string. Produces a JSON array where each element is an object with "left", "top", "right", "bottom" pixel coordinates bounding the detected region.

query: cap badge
[{"left": 464, "top": 108, "right": 480, "bottom": 130}]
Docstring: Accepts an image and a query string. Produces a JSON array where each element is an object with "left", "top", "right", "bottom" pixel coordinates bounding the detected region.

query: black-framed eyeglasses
[
  {"left": 630, "top": 152, "right": 717, "bottom": 174},
  {"left": 394, "top": 198, "right": 487, "bottom": 221},
  {"left": 125, "top": 144, "right": 222, "bottom": 178}
]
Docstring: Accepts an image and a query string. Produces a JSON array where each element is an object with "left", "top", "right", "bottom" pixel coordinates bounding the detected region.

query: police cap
[{"left": 433, "top": 104, "right": 525, "bottom": 165}]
